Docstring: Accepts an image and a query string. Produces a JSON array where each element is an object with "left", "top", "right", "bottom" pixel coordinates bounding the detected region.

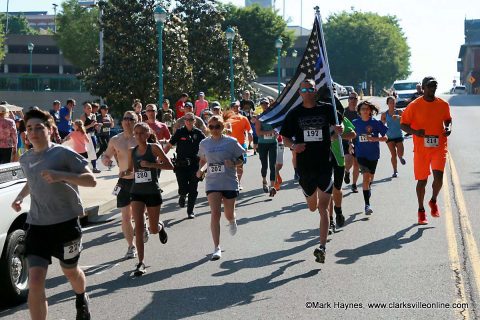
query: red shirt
[
  {"left": 175, "top": 100, "right": 185, "bottom": 119},
  {"left": 147, "top": 121, "right": 171, "bottom": 141}
]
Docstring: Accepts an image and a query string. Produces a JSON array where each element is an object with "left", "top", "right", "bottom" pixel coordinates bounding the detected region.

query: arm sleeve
[{"left": 400, "top": 105, "right": 412, "bottom": 125}]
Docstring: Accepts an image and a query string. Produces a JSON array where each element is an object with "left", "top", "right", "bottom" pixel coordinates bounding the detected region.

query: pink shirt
[
  {"left": 194, "top": 99, "right": 209, "bottom": 116},
  {"left": 147, "top": 121, "right": 171, "bottom": 141},
  {"left": 69, "top": 131, "right": 89, "bottom": 154},
  {"left": 0, "top": 117, "right": 17, "bottom": 149}
]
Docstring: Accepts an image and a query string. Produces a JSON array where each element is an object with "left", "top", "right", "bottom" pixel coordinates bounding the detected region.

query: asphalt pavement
[{"left": 1, "top": 94, "right": 479, "bottom": 320}]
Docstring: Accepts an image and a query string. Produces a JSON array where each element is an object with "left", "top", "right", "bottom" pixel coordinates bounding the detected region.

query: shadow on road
[
  {"left": 237, "top": 202, "right": 307, "bottom": 226},
  {"left": 335, "top": 224, "right": 434, "bottom": 264}
]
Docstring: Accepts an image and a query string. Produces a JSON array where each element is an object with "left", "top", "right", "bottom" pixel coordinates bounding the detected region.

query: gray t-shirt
[
  {"left": 198, "top": 135, "right": 245, "bottom": 191},
  {"left": 20, "top": 144, "right": 89, "bottom": 226}
]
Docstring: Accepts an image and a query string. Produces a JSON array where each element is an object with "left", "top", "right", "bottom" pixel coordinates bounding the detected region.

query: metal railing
[{"left": 0, "top": 75, "right": 87, "bottom": 92}]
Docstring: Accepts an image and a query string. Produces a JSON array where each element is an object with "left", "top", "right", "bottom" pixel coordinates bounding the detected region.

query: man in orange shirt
[
  {"left": 225, "top": 101, "right": 253, "bottom": 189},
  {"left": 401, "top": 76, "right": 452, "bottom": 225}
]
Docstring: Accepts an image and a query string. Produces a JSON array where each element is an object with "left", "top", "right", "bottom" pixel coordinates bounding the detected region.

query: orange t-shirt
[
  {"left": 401, "top": 97, "right": 451, "bottom": 152},
  {"left": 226, "top": 114, "right": 252, "bottom": 145}
]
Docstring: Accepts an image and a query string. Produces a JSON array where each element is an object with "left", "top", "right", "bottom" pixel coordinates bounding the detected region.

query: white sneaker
[
  {"left": 125, "top": 246, "right": 137, "bottom": 259},
  {"left": 143, "top": 223, "right": 150, "bottom": 243},
  {"left": 211, "top": 247, "right": 222, "bottom": 261},
  {"left": 238, "top": 184, "right": 244, "bottom": 191},
  {"left": 229, "top": 220, "right": 238, "bottom": 236}
]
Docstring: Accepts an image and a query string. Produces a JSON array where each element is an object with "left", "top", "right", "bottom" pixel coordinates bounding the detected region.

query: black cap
[
  {"left": 100, "top": 104, "right": 108, "bottom": 109},
  {"left": 422, "top": 76, "right": 438, "bottom": 87}
]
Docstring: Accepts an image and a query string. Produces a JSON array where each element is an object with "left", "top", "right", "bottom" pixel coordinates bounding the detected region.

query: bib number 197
[{"left": 303, "top": 129, "right": 323, "bottom": 142}]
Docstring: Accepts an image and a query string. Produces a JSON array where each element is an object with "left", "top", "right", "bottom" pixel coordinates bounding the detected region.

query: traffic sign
[{"left": 468, "top": 75, "right": 476, "bottom": 84}]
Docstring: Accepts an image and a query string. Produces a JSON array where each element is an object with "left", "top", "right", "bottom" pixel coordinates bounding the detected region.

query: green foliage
[
  {"left": 0, "top": 26, "right": 4, "bottom": 62},
  {"left": 174, "top": 0, "right": 255, "bottom": 99},
  {"left": 55, "top": 0, "right": 99, "bottom": 71},
  {"left": 323, "top": 10, "right": 410, "bottom": 91},
  {"left": 0, "top": 13, "right": 37, "bottom": 35},
  {"left": 221, "top": 3, "right": 295, "bottom": 75}
]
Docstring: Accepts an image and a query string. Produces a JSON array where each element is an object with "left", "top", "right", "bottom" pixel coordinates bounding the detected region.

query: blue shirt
[
  {"left": 57, "top": 106, "right": 71, "bottom": 133},
  {"left": 353, "top": 118, "right": 388, "bottom": 160}
]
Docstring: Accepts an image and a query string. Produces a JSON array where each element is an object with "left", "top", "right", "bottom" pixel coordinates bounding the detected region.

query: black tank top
[
  {"left": 130, "top": 144, "right": 160, "bottom": 194},
  {"left": 99, "top": 114, "right": 112, "bottom": 136},
  {"left": 84, "top": 113, "right": 96, "bottom": 134}
]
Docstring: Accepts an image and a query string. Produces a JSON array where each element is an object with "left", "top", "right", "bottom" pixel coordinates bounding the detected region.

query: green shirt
[{"left": 331, "top": 117, "right": 355, "bottom": 166}]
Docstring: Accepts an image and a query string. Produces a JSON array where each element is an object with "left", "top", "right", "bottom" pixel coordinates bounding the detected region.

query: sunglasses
[
  {"left": 208, "top": 124, "right": 222, "bottom": 130},
  {"left": 185, "top": 118, "right": 195, "bottom": 122},
  {"left": 146, "top": 109, "right": 156, "bottom": 112},
  {"left": 300, "top": 87, "right": 315, "bottom": 93},
  {"left": 123, "top": 117, "right": 135, "bottom": 121}
]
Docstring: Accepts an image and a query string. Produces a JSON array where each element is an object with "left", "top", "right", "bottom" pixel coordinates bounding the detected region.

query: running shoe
[
  {"left": 124, "top": 246, "right": 137, "bottom": 259},
  {"left": 134, "top": 262, "right": 146, "bottom": 276},
  {"left": 274, "top": 174, "right": 283, "bottom": 191},
  {"left": 392, "top": 171, "right": 398, "bottom": 178},
  {"left": 187, "top": 212, "right": 196, "bottom": 219},
  {"left": 336, "top": 213, "right": 345, "bottom": 228},
  {"left": 262, "top": 183, "right": 269, "bottom": 193},
  {"left": 211, "top": 247, "right": 222, "bottom": 261},
  {"left": 418, "top": 210, "right": 428, "bottom": 225},
  {"left": 313, "top": 246, "right": 326, "bottom": 263},
  {"left": 76, "top": 293, "right": 91, "bottom": 320},
  {"left": 429, "top": 200, "right": 440, "bottom": 218},
  {"left": 143, "top": 222, "right": 149, "bottom": 243},
  {"left": 239, "top": 184, "right": 244, "bottom": 191},
  {"left": 294, "top": 171, "right": 300, "bottom": 182},
  {"left": 229, "top": 220, "right": 238, "bottom": 236},
  {"left": 328, "top": 220, "right": 335, "bottom": 235},
  {"left": 351, "top": 184, "right": 358, "bottom": 193},
  {"left": 344, "top": 171, "right": 350, "bottom": 184},
  {"left": 365, "top": 205, "right": 373, "bottom": 215},
  {"left": 269, "top": 186, "right": 277, "bottom": 197},
  {"left": 158, "top": 222, "right": 168, "bottom": 244},
  {"left": 92, "top": 168, "right": 101, "bottom": 173},
  {"left": 400, "top": 158, "right": 406, "bottom": 165},
  {"left": 178, "top": 195, "right": 186, "bottom": 208}
]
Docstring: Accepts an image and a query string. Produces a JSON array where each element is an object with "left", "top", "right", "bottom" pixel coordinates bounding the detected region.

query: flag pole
[{"left": 314, "top": 6, "right": 344, "bottom": 157}]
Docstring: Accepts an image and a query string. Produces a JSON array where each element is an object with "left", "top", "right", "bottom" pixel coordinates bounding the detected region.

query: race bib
[
  {"left": 63, "top": 238, "right": 82, "bottom": 260},
  {"left": 424, "top": 135, "right": 439, "bottom": 148},
  {"left": 208, "top": 163, "right": 225, "bottom": 174},
  {"left": 303, "top": 129, "right": 323, "bottom": 142},
  {"left": 264, "top": 133, "right": 275, "bottom": 140},
  {"left": 102, "top": 126, "right": 111, "bottom": 133},
  {"left": 359, "top": 134, "right": 371, "bottom": 143},
  {"left": 135, "top": 170, "right": 152, "bottom": 183},
  {"left": 112, "top": 185, "right": 121, "bottom": 196}
]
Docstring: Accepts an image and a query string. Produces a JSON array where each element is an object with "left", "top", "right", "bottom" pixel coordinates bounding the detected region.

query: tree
[
  {"left": 221, "top": 3, "right": 295, "bottom": 76},
  {"left": 174, "top": 0, "right": 255, "bottom": 99},
  {"left": 0, "top": 25, "right": 4, "bottom": 62},
  {"left": 83, "top": 0, "right": 192, "bottom": 114},
  {"left": 323, "top": 11, "right": 410, "bottom": 91},
  {"left": 0, "top": 13, "right": 37, "bottom": 35},
  {"left": 55, "top": 0, "right": 99, "bottom": 71}
]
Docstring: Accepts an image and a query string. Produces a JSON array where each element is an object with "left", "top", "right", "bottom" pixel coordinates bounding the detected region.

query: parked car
[
  {"left": 0, "top": 162, "right": 30, "bottom": 306},
  {"left": 391, "top": 80, "right": 419, "bottom": 108},
  {"left": 450, "top": 85, "right": 466, "bottom": 94}
]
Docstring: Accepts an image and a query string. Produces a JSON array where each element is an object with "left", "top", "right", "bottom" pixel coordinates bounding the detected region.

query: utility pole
[{"left": 52, "top": 3, "right": 58, "bottom": 33}]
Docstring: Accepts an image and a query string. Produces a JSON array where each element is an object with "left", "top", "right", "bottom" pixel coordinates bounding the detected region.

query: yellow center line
[
  {"left": 443, "top": 173, "right": 469, "bottom": 319},
  {"left": 447, "top": 153, "right": 480, "bottom": 297}
]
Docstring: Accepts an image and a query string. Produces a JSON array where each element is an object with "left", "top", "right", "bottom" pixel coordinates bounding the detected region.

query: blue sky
[{"left": 4, "top": 0, "right": 480, "bottom": 91}]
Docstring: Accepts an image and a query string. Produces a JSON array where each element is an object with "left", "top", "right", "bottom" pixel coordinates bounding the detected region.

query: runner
[
  {"left": 64, "top": 120, "right": 90, "bottom": 159},
  {"left": 125, "top": 122, "right": 173, "bottom": 275},
  {"left": 280, "top": 79, "right": 343, "bottom": 263},
  {"left": 101, "top": 111, "right": 141, "bottom": 259},
  {"left": 173, "top": 102, "right": 208, "bottom": 135},
  {"left": 381, "top": 96, "right": 406, "bottom": 177},
  {"left": 343, "top": 92, "right": 360, "bottom": 192},
  {"left": 158, "top": 99, "right": 176, "bottom": 134},
  {"left": 197, "top": 115, "right": 245, "bottom": 260},
  {"left": 96, "top": 104, "right": 114, "bottom": 160},
  {"left": 11, "top": 109, "right": 96, "bottom": 320},
  {"left": 164, "top": 112, "right": 206, "bottom": 219},
  {"left": 400, "top": 76, "right": 452, "bottom": 225},
  {"left": 145, "top": 103, "right": 171, "bottom": 146},
  {"left": 255, "top": 98, "right": 278, "bottom": 196},
  {"left": 353, "top": 101, "right": 388, "bottom": 215},
  {"left": 80, "top": 103, "right": 100, "bottom": 173},
  {"left": 224, "top": 101, "right": 253, "bottom": 190},
  {"left": 274, "top": 134, "right": 284, "bottom": 191},
  {"left": 194, "top": 92, "right": 209, "bottom": 117}
]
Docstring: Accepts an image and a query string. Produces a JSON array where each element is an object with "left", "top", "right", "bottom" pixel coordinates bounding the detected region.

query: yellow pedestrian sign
[{"left": 468, "top": 75, "right": 476, "bottom": 84}]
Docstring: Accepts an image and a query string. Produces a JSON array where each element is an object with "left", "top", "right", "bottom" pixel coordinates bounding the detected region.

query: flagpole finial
[{"left": 314, "top": 6, "right": 320, "bottom": 14}]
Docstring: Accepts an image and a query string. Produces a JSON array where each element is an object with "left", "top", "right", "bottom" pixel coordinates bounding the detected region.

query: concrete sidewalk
[{"left": 79, "top": 160, "right": 178, "bottom": 220}]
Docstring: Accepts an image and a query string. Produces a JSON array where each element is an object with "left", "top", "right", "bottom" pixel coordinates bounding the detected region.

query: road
[{"left": 1, "top": 94, "right": 479, "bottom": 320}]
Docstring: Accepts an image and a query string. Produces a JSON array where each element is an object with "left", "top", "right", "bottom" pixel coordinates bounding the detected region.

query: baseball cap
[
  {"left": 259, "top": 98, "right": 269, "bottom": 104},
  {"left": 198, "top": 91, "right": 205, "bottom": 96},
  {"left": 422, "top": 76, "right": 438, "bottom": 87},
  {"left": 100, "top": 104, "right": 108, "bottom": 110},
  {"left": 185, "top": 102, "right": 193, "bottom": 108},
  {"left": 211, "top": 101, "right": 221, "bottom": 108},
  {"left": 230, "top": 101, "right": 240, "bottom": 108}
]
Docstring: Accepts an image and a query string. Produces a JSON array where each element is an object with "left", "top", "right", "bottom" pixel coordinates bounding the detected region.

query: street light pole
[
  {"left": 52, "top": 3, "right": 58, "bottom": 33},
  {"left": 154, "top": 6, "right": 168, "bottom": 106},
  {"left": 5, "top": 0, "right": 10, "bottom": 34},
  {"left": 226, "top": 26, "right": 235, "bottom": 103},
  {"left": 28, "top": 43, "right": 34, "bottom": 74},
  {"left": 275, "top": 38, "right": 283, "bottom": 97}
]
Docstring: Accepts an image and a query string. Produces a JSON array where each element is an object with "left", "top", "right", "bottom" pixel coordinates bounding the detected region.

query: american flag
[{"left": 259, "top": 13, "right": 332, "bottom": 128}]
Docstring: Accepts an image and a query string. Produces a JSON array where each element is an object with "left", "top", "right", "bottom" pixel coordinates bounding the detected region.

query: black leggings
[
  {"left": 96, "top": 135, "right": 110, "bottom": 159},
  {"left": 258, "top": 143, "right": 277, "bottom": 182}
]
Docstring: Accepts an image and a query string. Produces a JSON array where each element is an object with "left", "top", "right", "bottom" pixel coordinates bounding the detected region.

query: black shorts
[
  {"left": 130, "top": 193, "right": 163, "bottom": 207},
  {"left": 342, "top": 141, "right": 350, "bottom": 155},
  {"left": 25, "top": 218, "right": 83, "bottom": 269},
  {"left": 116, "top": 178, "right": 133, "bottom": 208},
  {"left": 331, "top": 159, "right": 345, "bottom": 190},
  {"left": 386, "top": 137, "right": 404, "bottom": 143},
  {"left": 206, "top": 190, "right": 239, "bottom": 199},
  {"left": 299, "top": 170, "right": 333, "bottom": 197},
  {"left": 357, "top": 157, "right": 378, "bottom": 174}
]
